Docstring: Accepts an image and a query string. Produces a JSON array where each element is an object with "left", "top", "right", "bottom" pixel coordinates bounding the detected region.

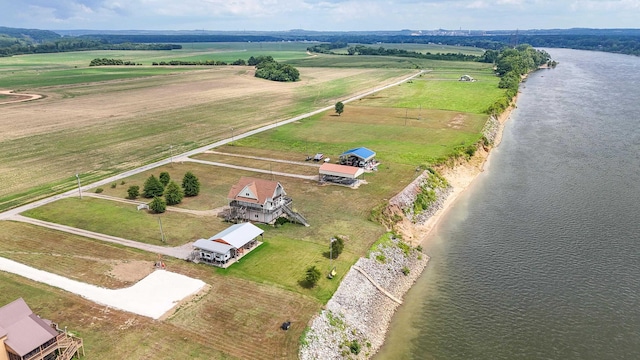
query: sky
[{"left": 1, "top": 0, "right": 639, "bottom": 31}]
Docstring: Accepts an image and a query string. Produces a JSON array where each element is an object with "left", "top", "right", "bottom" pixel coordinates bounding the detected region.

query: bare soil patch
[{"left": 108, "top": 260, "right": 155, "bottom": 283}]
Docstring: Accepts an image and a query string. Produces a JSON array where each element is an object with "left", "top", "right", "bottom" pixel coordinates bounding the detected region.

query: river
[{"left": 376, "top": 48, "right": 640, "bottom": 359}]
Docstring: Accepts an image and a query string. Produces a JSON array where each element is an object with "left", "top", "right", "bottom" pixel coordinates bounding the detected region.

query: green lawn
[{"left": 22, "top": 197, "right": 230, "bottom": 246}]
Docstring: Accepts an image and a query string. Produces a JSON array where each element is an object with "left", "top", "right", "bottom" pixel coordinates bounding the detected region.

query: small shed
[
  {"left": 320, "top": 163, "right": 364, "bottom": 186},
  {"left": 193, "top": 222, "right": 263, "bottom": 266},
  {"left": 339, "top": 147, "right": 377, "bottom": 169}
]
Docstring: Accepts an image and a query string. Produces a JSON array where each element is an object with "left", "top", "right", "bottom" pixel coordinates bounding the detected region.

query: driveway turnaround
[{"left": 0, "top": 256, "right": 206, "bottom": 319}]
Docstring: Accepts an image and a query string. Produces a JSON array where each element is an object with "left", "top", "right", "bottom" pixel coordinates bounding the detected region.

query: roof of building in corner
[
  {"left": 0, "top": 298, "right": 58, "bottom": 357},
  {"left": 339, "top": 147, "right": 376, "bottom": 161},
  {"left": 319, "top": 163, "right": 365, "bottom": 179},
  {"left": 227, "top": 177, "right": 284, "bottom": 205}
]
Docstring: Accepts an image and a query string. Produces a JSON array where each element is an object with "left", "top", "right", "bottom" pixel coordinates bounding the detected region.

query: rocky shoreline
[
  {"left": 299, "top": 237, "right": 428, "bottom": 359},
  {"left": 300, "top": 104, "right": 514, "bottom": 359}
]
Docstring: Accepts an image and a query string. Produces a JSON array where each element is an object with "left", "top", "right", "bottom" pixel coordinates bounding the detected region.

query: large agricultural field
[{"left": 0, "top": 42, "right": 506, "bottom": 358}]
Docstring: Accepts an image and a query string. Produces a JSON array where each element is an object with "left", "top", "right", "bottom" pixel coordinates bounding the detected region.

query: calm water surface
[{"left": 376, "top": 49, "right": 640, "bottom": 360}]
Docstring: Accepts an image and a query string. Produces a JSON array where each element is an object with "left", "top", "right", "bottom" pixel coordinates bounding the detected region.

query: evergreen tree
[
  {"left": 305, "top": 266, "right": 321, "bottom": 287},
  {"left": 127, "top": 185, "right": 140, "bottom": 199},
  {"left": 330, "top": 236, "right": 345, "bottom": 258},
  {"left": 164, "top": 181, "right": 184, "bottom": 205},
  {"left": 182, "top": 171, "right": 200, "bottom": 197},
  {"left": 148, "top": 196, "right": 166, "bottom": 213},
  {"left": 142, "top": 175, "right": 164, "bottom": 198},
  {"left": 159, "top": 171, "right": 171, "bottom": 187}
]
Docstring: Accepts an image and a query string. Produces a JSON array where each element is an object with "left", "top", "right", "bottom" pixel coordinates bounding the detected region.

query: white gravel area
[{"left": 0, "top": 256, "right": 206, "bottom": 319}]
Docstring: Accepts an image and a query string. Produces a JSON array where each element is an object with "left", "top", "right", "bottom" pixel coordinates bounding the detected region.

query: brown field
[
  {"left": 0, "top": 66, "right": 412, "bottom": 210},
  {"left": 0, "top": 220, "right": 319, "bottom": 359}
]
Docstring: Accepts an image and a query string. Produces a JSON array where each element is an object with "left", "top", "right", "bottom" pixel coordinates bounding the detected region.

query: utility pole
[
  {"left": 158, "top": 217, "right": 166, "bottom": 243},
  {"left": 75, "top": 174, "right": 82, "bottom": 199}
]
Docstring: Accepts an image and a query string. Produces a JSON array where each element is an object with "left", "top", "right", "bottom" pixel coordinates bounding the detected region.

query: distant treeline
[
  {"left": 88, "top": 33, "right": 640, "bottom": 56},
  {"left": 152, "top": 59, "right": 246, "bottom": 66},
  {"left": 307, "top": 44, "right": 480, "bottom": 61},
  {"left": 0, "top": 37, "right": 182, "bottom": 57},
  {"left": 147, "top": 55, "right": 300, "bottom": 82}
]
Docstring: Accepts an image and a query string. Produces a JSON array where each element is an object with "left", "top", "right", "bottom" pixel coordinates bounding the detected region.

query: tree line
[
  {"left": 89, "top": 58, "right": 141, "bottom": 66},
  {"left": 307, "top": 43, "right": 480, "bottom": 61},
  {"left": 147, "top": 54, "right": 300, "bottom": 82},
  {"left": 0, "top": 38, "right": 181, "bottom": 57},
  {"left": 487, "top": 45, "right": 551, "bottom": 115}
]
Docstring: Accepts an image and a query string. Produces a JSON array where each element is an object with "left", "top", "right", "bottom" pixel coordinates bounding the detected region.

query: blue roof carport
[{"left": 340, "top": 147, "right": 376, "bottom": 162}]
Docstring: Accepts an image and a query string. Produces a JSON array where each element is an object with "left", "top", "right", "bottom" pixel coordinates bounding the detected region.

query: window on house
[{"left": 255, "top": 214, "right": 258, "bottom": 218}]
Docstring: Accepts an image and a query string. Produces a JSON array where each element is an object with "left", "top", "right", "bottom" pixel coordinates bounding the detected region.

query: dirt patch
[
  {"left": 448, "top": 113, "right": 466, "bottom": 129},
  {"left": 108, "top": 260, "right": 155, "bottom": 283},
  {"left": 0, "top": 90, "right": 43, "bottom": 105}
]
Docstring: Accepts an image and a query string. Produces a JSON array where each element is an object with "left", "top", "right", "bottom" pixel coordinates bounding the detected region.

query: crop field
[
  {"left": 0, "top": 63, "right": 411, "bottom": 211},
  {"left": 0, "top": 42, "right": 506, "bottom": 359},
  {"left": 331, "top": 43, "right": 487, "bottom": 56}
]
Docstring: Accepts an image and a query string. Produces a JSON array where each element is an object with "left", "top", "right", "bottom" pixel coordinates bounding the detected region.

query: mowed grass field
[{"left": 0, "top": 43, "right": 506, "bottom": 359}]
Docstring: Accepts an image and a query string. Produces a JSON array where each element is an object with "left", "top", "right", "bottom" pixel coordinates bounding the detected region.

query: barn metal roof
[
  {"left": 319, "top": 163, "right": 364, "bottom": 179},
  {"left": 340, "top": 147, "right": 376, "bottom": 161},
  {"left": 0, "top": 298, "right": 58, "bottom": 357},
  {"left": 193, "top": 222, "right": 264, "bottom": 252},
  {"left": 193, "top": 239, "right": 233, "bottom": 254}
]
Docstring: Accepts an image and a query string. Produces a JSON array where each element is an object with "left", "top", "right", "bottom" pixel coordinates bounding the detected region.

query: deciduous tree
[{"left": 335, "top": 101, "right": 344, "bottom": 116}]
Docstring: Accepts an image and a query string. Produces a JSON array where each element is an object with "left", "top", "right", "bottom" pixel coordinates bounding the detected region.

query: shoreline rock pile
[{"left": 299, "top": 237, "right": 429, "bottom": 360}]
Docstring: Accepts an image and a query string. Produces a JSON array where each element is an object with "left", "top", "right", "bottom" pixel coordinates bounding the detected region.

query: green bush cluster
[{"left": 89, "top": 58, "right": 140, "bottom": 66}]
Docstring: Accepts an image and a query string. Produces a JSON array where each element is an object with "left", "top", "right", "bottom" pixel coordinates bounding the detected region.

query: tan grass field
[{"left": 0, "top": 66, "right": 412, "bottom": 210}]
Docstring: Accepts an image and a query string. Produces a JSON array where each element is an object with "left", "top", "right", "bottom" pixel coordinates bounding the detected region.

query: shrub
[
  {"left": 376, "top": 254, "right": 386, "bottom": 263},
  {"left": 275, "top": 217, "right": 290, "bottom": 226},
  {"left": 120, "top": 180, "right": 126, "bottom": 185},
  {"left": 349, "top": 340, "right": 361, "bottom": 355},
  {"left": 148, "top": 196, "right": 166, "bottom": 214},
  {"left": 110, "top": 183, "right": 117, "bottom": 189},
  {"left": 401, "top": 266, "right": 410, "bottom": 276},
  {"left": 95, "top": 187, "right": 104, "bottom": 193},
  {"left": 127, "top": 185, "right": 140, "bottom": 199}
]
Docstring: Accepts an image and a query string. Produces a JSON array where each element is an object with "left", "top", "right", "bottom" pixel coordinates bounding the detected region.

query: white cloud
[{"left": 0, "top": 0, "right": 637, "bottom": 31}]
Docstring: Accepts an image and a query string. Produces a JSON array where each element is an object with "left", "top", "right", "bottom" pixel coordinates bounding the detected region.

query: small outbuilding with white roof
[
  {"left": 319, "top": 163, "right": 364, "bottom": 187},
  {"left": 193, "top": 222, "right": 264, "bottom": 267}
]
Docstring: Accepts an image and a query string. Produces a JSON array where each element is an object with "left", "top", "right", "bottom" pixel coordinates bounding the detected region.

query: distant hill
[{"left": 0, "top": 26, "right": 61, "bottom": 43}]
